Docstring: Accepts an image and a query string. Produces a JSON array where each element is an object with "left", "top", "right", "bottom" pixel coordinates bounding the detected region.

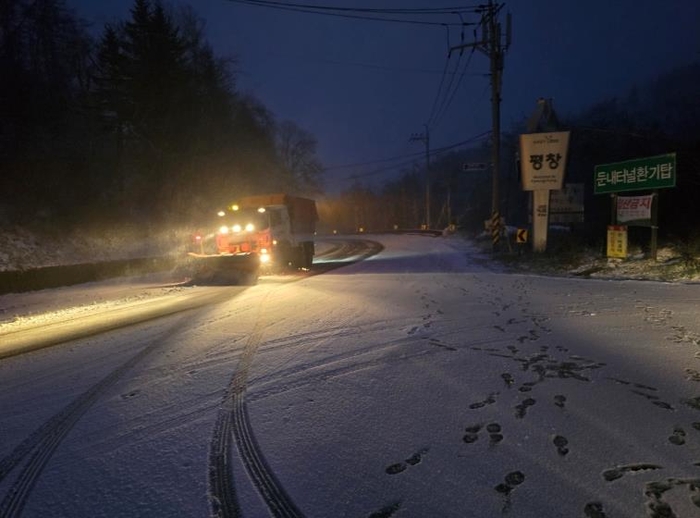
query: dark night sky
[{"left": 69, "top": 1, "right": 700, "bottom": 191}]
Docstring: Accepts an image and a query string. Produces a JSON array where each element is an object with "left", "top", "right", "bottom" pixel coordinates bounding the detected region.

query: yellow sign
[
  {"left": 516, "top": 229, "right": 528, "bottom": 243},
  {"left": 607, "top": 225, "right": 628, "bottom": 258}
]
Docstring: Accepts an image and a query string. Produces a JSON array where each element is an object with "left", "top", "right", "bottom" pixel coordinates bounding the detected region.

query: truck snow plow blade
[{"left": 186, "top": 253, "right": 260, "bottom": 285}]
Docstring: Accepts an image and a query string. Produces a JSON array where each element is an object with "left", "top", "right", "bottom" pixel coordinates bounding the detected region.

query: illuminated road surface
[{"left": 1, "top": 234, "right": 700, "bottom": 518}]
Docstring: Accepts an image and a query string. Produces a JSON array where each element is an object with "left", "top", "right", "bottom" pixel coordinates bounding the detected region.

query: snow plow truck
[{"left": 188, "top": 194, "right": 318, "bottom": 284}]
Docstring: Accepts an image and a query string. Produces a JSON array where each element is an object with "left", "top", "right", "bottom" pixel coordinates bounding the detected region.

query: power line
[
  {"left": 425, "top": 28, "right": 454, "bottom": 128},
  {"left": 337, "top": 130, "right": 491, "bottom": 181},
  {"left": 427, "top": 45, "right": 463, "bottom": 128},
  {"left": 227, "top": 1, "right": 483, "bottom": 15},
  {"left": 429, "top": 46, "right": 477, "bottom": 129},
  {"left": 261, "top": 51, "right": 458, "bottom": 75},
  {"left": 327, "top": 131, "right": 489, "bottom": 172},
  {"left": 325, "top": 149, "right": 425, "bottom": 171},
  {"left": 225, "top": 0, "right": 480, "bottom": 27}
]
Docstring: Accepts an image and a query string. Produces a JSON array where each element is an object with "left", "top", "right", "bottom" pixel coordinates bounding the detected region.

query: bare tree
[{"left": 276, "top": 120, "right": 323, "bottom": 195}]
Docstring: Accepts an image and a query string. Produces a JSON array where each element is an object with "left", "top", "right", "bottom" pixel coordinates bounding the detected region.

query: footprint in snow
[
  {"left": 583, "top": 502, "right": 607, "bottom": 518},
  {"left": 644, "top": 478, "right": 700, "bottom": 517},
  {"left": 463, "top": 424, "right": 482, "bottom": 443},
  {"left": 385, "top": 463, "right": 406, "bottom": 475},
  {"left": 463, "top": 423, "right": 503, "bottom": 445},
  {"left": 552, "top": 435, "right": 569, "bottom": 456},
  {"left": 514, "top": 398, "right": 536, "bottom": 419},
  {"left": 469, "top": 393, "right": 499, "bottom": 409},
  {"left": 602, "top": 463, "right": 662, "bottom": 482},
  {"left": 368, "top": 501, "right": 401, "bottom": 518},
  {"left": 668, "top": 426, "right": 686, "bottom": 446},
  {"left": 495, "top": 471, "right": 525, "bottom": 495},
  {"left": 501, "top": 373, "right": 515, "bottom": 387},
  {"left": 385, "top": 448, "right": 428, "bottom": 475},
  {"left": 518, "top": 381, "right": 538, "bottom": 393},
  {"left": 487, "top": 423, "right": 504, "bottom": 444}
]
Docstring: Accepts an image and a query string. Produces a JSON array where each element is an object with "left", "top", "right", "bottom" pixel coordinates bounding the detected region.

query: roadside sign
[
  {"left": 616, "top": 194, "right": 654, "bottom": 226},
  {"left": 516, "top": 229, "right": 528, "bottom": 243},
  {"left": 607, "top": 225, "right": 628, "bottom": 259},
  {"left": 519, "top": 131, "right": 570, "bottom": 191},
  {"left": 463, "top": 162, "right": 488, "bottom": 171},
  {"left": 549, "top": 183, "right": 585, "bottom": 224},
  {"left": 594, "top": 153, "right": 676, "bottom": 194}
]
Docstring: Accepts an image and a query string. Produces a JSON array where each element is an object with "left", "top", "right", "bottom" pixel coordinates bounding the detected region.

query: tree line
[{"left": 0, "top": 0, "right": 323, "bottom": 230}]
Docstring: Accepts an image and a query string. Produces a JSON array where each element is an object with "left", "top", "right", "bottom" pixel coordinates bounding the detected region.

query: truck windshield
[{"left": 222, "top": 208, "right": 269, "bottom": 231}]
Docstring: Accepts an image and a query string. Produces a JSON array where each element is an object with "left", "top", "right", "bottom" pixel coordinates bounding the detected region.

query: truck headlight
[
  {"left": 232, "top": 224, "right": 242, "bottom": 233},
  {"left": 219, "top": 225, "right": 229, "bottom": 234},
  {"left": 245, "top": 223, "right": 255, "bottom": 232}
]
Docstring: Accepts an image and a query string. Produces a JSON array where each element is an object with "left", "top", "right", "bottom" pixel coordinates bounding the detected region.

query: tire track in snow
[
  {"left": 0, "top": 313, "right": 198, "bottom": 517},
  {"left": 248, "top": 343, "right": 441, "bottom": 404},
  {"left": 314, "top": 239, "right": 383, "bottom": 263},
  {"left": 209, "top": 291, "right": 302, "bottom": 518},
  {"left": 208, "top": 238, "right": 385, "bottom": 518}
]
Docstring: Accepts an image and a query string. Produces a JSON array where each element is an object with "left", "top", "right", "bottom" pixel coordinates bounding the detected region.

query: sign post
[{"left": 519, "top": 131, "right": 571, "bottom": 252}]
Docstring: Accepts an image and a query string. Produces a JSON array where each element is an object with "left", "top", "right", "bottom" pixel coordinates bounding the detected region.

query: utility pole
[
  {"left": 450, "top": 1, "right": 510, "bottom": 247},
  {"left": 409, "top": 123, "right": 431, "bottom": 228}
]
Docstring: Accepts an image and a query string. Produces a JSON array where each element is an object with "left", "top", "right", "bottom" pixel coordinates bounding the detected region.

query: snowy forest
[{"left": 0, "top": 0, "right": 323, "bottom": 229}]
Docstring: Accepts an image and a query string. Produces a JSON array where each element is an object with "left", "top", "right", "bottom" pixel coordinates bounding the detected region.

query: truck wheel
[
  {"left": 303, "top": 243, "right": 314, "bottom": 269},
  {"left": 275, "top": 242, "right": 293, "bottom": 271},
  {"left": 239, "top": 271, "right": 258, "bottom": 285}
]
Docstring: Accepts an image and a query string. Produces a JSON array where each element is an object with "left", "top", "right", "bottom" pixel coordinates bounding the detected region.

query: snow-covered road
[{"left": 1, "top": 234, "right": 700, "bottom": 517}]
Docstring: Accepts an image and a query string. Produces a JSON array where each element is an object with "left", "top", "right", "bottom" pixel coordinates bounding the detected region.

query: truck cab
[{"left": 210, "top": 194, "right": 317, "bottom": 272}]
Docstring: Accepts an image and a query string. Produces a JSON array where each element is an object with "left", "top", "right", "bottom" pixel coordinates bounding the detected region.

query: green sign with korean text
[{"left": 594, "top": 153, "right": 676, "bottom": 194}]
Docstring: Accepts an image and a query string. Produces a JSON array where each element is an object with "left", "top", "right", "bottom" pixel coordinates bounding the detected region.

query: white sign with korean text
[
  {"left": 520, "top": 131, "right": 571, "bottom": 191},
  {"left": 617, "top": 194, "right": 654, "bottom": 226}
]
